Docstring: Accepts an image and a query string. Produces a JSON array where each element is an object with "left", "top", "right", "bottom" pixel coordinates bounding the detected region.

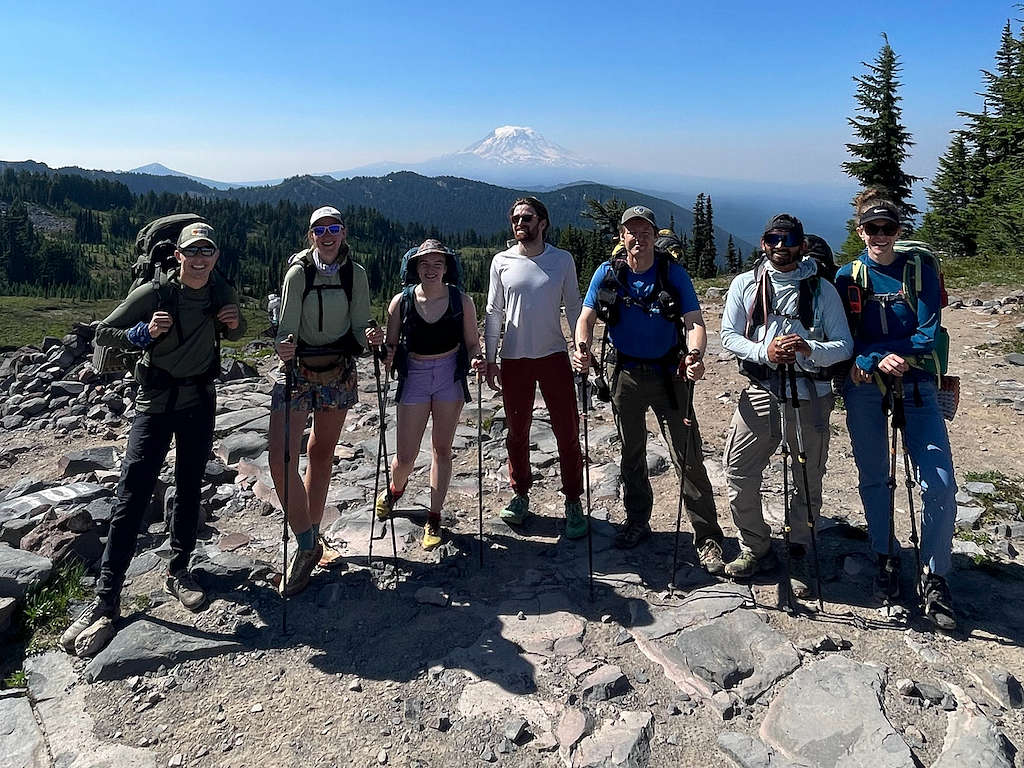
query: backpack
[
  {"left": 392, "top": 245, "right": 470, "bottom": 402},
  {"left": 280, "top": 249, "right": 362, "bottom": 358},
  {"left": 847, "top": 240, "right": 949, "bottom": 379},
  {"left": 92, "top": 213, "right": 231, "bottom": 375},
  {"left": 805, "top": 234, "right": 838, "bottom": 283},
  {"left": 738, "top": 256, "right": 846, "bottom": 383}
]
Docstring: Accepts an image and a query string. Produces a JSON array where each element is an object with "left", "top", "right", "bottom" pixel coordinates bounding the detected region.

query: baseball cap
[
  {"left": 177, "top": 222, "right": 217, "bottom": 249},
  {"left": 858, "top": 204, "right": 900, "bottom": 227},
  {"left": 620, "top": 205, "right": 657, "bottom": 229},
  {"left": 309, "top": 206, "right": 344, "bottom": 226},
  {"left": 763, "top": 213, "right": 804, "bottom": 240}
]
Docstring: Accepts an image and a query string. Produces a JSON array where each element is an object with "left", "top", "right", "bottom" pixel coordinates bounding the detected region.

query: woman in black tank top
[{"left": 370, "top": 240, "right": 484, "bottom": 551}]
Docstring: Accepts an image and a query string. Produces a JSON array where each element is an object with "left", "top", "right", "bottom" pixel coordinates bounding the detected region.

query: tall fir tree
[
  {"left": 698, "top": 196, "right": 718, "bottom": 278},
  {"left": 726, "top": 234, "right": 740, "bottom": 274},
  {"left": 920, "top": 133, "right": 977, "bottom": 257},
  {"left": 842, "top": 34, "right": 920, "bottom": 221},
  {"left": 689, "top": 194, "right": 706, "bottom": 276}
]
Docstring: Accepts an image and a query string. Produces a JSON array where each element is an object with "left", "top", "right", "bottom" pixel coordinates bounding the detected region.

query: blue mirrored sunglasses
[
  {"left": 311, "top": 224, "right": 343, "bottom": 237},
  {"left": 763, "top": 232, "right": 802, "bottom": 248}
]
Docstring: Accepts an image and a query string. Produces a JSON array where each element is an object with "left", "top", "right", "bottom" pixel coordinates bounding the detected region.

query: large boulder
[
  {"left": 58, "top": 446, "right": 119, "bottom": 477},
  {"left": 19, "top": 509, "right": 103, "bottom": 567},
  {"left": 0, "top": 545, "right": 53, "bottom": 600}
]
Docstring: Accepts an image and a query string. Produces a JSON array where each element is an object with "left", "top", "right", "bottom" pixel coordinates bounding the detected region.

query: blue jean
[{"left": 843, "top": 376, "right": 957, "bottom": 576}]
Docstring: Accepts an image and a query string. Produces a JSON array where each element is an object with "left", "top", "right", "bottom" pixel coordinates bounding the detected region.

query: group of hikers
[{"left": 60, "top": 188, "right": 960, "bottom": 657}]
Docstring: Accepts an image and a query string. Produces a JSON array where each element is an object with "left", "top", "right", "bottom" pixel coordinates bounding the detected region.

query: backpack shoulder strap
[
  {"left": 447, "top": 284, "right": 463, "bottom": 320},
  {"left": 744, "top": 260, "right": 771, "bottom": 339},
  {"left": 850, "top": 256, "right": 872, "bottom": 293},
  {"left": 901, "top": 252, "right": 923, "bottom": 311},
  {"left": 798, "top": 274, "right": 818, "bottom": 331}
]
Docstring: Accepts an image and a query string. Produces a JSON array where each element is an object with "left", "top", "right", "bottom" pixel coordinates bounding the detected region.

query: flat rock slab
[
  {"left": 674, "top": 609, "right": 800, "bottom": 703},
  {"left": 457, "top": 679, "right": 559, "bottom": 734},
  {"left": 84, "top": 618, "right": 245, "bottom": 681},
  {"left": 0, "top": 692, "right": 47, "bottom": 768},
  {"left": 0, "top": 545, "right": 53, "bottom": 600},
  {"left": 760, "top": 655, "right": 914, "bottom": 768},
  {"left": 25, "top": 651, "right": 156, "bottom": 768},
  {"left": 0, "top": 482, "right": 110, "bottom": 524},
  {"left": 573, "top": 710, "right": 654, "bottom": 768},
  {"left": 216, "top": 432, "right": 269, "bottom": 465},
  {"left": 932, "top": 685, "right": 1014, "bottom": 768},
  {"left": 632, "top": 582, "right": 752, "bottom": 640},
  {"left": 59, "top": 445, "right": 118, "bottom": 476},
  {"left": 717, "top": 731, "right": 796, "bottom": 768},
  {"left": 496, "top": 593, "right": 585, "bottom": 656},
  {"left": 214, "top": 406, "right": 270, "bottom": 436}
]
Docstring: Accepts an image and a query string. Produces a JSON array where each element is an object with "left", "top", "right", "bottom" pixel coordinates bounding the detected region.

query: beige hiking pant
[{"left": 723, "top": 385, "right": 834, "bottom": 556}]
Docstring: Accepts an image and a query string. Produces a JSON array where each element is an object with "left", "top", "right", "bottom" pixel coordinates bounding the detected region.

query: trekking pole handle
[
  {"left": 367, "top": 319, "right": 388, "bottom": 362},
  {"left": 785, "top": 363, "right": 799, "bottom": 408}
]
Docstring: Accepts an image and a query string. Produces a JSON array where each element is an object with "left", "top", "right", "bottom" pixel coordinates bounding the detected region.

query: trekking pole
[
  {"left": 893, "top": 379, "right": 923, "bottom": 597},
  {"left": 370, "top": 319, "right": 399, "bottom": 565},
  {"left": 476, "top": 357, "right": 485, "bottom": 568},
  {"left": 577, "top": 342, "right": 594, "bottom": 602},
  {"left": 669, "top": 373, "right": 695, "bottom": 597},
  {"left": 786, "top": 363, "right": 824, "bottom": 612},
  {"left": 884, "top": 380, "right": 900, "bottom": 603},
  {"left": 777, "top": 369, "right": 797, "bottom": 615},
  {"left": 281, "top": 336, "right": 295, "bottom": 634}
]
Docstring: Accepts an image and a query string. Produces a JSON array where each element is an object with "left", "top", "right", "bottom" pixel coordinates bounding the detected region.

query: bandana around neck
[{"left": 312, "top": 249, "right": 340, "bottom": 275}]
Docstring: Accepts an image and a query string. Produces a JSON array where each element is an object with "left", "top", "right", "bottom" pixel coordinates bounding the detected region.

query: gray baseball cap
[
  {"left": 620, "top": 205, "right": 657, "bottom": 229},
  {"left": 177, "top": 222, "right": 217, "bottom": 249}
]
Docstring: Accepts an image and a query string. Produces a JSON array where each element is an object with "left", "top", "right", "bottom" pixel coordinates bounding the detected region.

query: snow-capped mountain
[{"left": 450, "top": 126, "right": 589, "bottom": 168}]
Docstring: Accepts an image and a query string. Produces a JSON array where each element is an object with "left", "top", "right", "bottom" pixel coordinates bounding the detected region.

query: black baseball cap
[
  {"left": 858, "top": 204, "right": 900, "bottom": 227},
  {"left": 763, "top": 213, "right": 804, "bottom": 240}
]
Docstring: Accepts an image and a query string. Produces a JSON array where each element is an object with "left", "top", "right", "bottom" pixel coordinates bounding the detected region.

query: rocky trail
[{"left": 1, "top": 289, "right": 1024, "bottom": 768}]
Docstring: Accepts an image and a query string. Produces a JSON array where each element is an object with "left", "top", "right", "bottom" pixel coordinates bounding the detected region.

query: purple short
[{"left": 400, "top": 353, "right": 466, "bottom": 405}]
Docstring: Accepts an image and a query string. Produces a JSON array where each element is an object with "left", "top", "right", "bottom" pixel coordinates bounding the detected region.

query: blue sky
[{"left": 1, "top": 0, "right": 1020, "bottom": 188}]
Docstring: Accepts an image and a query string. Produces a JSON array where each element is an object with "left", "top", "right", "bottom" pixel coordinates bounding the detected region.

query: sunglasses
[
  {"left": 311, "top": 224, "right": 344, "bottom": 237},
  {"left": 862, "top": 222, "right": 899, "bottom": 236},
  {"left": 511, "top": 214, "right": 535, "bottom": 224},
  {"left": 763, "top": 232, "right": 802, "bottom": 248},
  {"left": 179, "top": 246, "right": 216, "bottom": 257}
]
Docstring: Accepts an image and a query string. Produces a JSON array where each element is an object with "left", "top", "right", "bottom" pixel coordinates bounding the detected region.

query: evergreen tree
[
  {"left": 689, "top": 194, "right": 706, "bottom": 276},
  {"left": 698, "top": 196, "right": 718, "bottom": 278},
  {"left": 726, "top": 234, "right": 740, "bottom": 274},
  {"left": 843, "top": 34, "right": 920, "bottom": 221},
  {"left": 920, "top": 133, "right": 977, "bottom": 257}
]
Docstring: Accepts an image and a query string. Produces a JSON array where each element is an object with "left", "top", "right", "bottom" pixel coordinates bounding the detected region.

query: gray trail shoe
[
  {"left": 164, "top": 570, "right": 207, "bottom": 611},
  {"left": 724, "top": 549, "right": 778, "bottom": 579},
  {"left": 280, "top": 541, "right": 324, "bottom": 597},
  {"left": 697, "top": 539, "right": 725, "bottom": 575},
  {"left": 75, "top": 616, "right": 116, "bottom": 657},
  {"left": 60, "top": 598, "right": 118, "bottom": 655}
]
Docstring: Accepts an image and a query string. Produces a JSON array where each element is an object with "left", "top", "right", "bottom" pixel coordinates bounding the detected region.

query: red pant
[{"left": 500, "top": 352, "right": 583, "bottom": 501}]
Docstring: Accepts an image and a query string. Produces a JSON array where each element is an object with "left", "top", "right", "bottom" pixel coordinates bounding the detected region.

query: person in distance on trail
[
  {"left": 369, "top": 239, "right": 484, "bottom": 551},
  {"left": 573, "top": 206, "right": 726, "bottom": 563},
  {"left": 720, "top": 214, "right": 852, "bottom": 599},
  {"left": 269, "top": 206, "right": 370, "bottom": 596},
  {"left": 62, "top": 223, "right": 245, "bottom": 654},
  {"left": 835, "top": 190, "right": 958, "bottom": 630},
  {"left": 484, "top": 197, "right": 586, "bottom": 538}
]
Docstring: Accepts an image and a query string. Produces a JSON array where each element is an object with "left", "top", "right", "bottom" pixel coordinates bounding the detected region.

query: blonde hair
[{"left": 854, "top": 187, "right": 898, "bottom": 219}]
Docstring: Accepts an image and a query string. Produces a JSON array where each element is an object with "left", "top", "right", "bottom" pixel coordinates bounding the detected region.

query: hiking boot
[
  {"left": 614, "top": 519, "right": 651, "bottom": 549},
  {"left": 874, "top": 554, "right": 901, "bottom": 602},
  {"left": 500, "top": 494, "right": 530, "bottom": 526},
  {"left": 564, "top": 499, "right": 588, "bottom": 540},
  {"left": 422, "top": 518, "right": 442, "bottom": 551},
  {"left": 724, "top": 549, "right": 778, "bottom": 579},
  {"left": 921, "top": 571, "right": 956, "bottom": 631},
  {"left": 164, "top": 570, "right": 206, "bottom": 611},
  {"left": 697, "top": 539, "right": 725, "bottom": 575},
  {"left": 60, "top": 597, "right": 118, "bottom": 655},
  {"left": 788, "top": 553, "right": 813, "bottom": 599},
  {"left": 280, "top": 541, "right": 324, "bottom": 597},
  {"left": 74, "top": 616, "right": 116, "bottom": 657},
  {"left": 375, "top": 484, "right": 404, "bottom": 522}
]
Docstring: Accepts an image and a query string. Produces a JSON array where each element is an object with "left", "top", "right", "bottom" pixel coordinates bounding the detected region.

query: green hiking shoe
[
  {"left": 500, "top": 494, "right": 530, "bottom": 526},
  {"left": 564, "top": 499, "right": 588, "bottom": 539},
  {"left": 724, "top": 548, "right": 778, "bottom": 579}
]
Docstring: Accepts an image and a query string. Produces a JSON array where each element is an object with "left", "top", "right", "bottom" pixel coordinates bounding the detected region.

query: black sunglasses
[
  {"left": 862, "top": 222, "right": 899, "bottom": 236},
  {"left": 511, "top": 214, "right": 535, "bottom": 224},
  {"left": 763, "top": 232, "right": 802, "bottom": 248},
  {"left": 311, "top": 224, "right": 344, "bottom": 237},
  {"left": 179, "top": 246, "right": 216, "bottom": 257}
]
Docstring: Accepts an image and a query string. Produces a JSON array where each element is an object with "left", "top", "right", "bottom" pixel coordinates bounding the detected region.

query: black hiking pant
[{"left": 96, "top": 399, "right": 215, "bottom": 608}]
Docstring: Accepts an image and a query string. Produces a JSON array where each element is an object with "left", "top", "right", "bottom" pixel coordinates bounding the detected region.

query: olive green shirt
[
  {"left": 96, "top": 276, "right": 245, "bottom": 412},
  {"left": 275, "top": 251, "right": 371, "bottom": 351}
]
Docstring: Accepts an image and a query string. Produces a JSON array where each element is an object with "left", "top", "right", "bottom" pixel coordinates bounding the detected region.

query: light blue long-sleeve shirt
[{"left": 721, "top": 257, "right": 853, "bottom": 400}]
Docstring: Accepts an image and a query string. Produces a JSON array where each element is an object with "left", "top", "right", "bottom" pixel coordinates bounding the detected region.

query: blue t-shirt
[
  {"left": 834, "top": 250, "right": 941, "bottom": 377},
  {"left": 583, "top": 258, "right": 699, "bottom": 359}
]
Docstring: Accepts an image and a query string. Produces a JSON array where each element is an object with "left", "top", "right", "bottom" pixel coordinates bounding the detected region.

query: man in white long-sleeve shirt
[
  {"left": 720, "top": 214, "right": 853, "bottom": 598},
  {"left": 485, "top": 197, "right": 586, "bottom": 538}
]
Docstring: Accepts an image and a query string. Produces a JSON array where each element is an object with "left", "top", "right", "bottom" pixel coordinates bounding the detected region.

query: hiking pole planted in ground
[
  {"left": 281, "top": 335, "right": 294, "bottom": 634},
  {"left": 777, "top": 368, "right": 797, "bottom": 615},
  {"left": 476, "top": 356, "right": 485, "bottom": 568},
  {"left": 884, "top": 380, "right": 901, "bottom": 604},
  {"left": 369, "top": 319, "right": 399, "bottom": 565},
  {"left": 578, "top": 342, "right": 594, "bottom": 602},
  {"left": 786, "top": 364, "right": 824, "bottom": 612},
  {"left": 893, "top": 378, "right": 923, "bottom": 596},
  {"left": 669, "top": 373, "right": 696, "bottom": 597}
]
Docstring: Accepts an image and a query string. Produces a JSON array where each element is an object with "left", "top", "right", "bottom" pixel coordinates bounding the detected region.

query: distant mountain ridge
[{"left": 0, "top": 160, "right": 753, "bottom": 267}]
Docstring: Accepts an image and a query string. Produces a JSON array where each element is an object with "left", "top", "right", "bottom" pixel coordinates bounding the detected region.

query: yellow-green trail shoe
[
  {"left": 564, "top": 499, "right": 588, "bottom": 539},
  {"left": 499, "top": 494, "right": 530, "bottom": 526}
]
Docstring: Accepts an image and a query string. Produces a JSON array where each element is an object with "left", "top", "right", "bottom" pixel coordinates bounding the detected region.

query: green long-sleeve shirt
[{"left": 96, "top": 276, "right": 245, "bottom": 412}]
